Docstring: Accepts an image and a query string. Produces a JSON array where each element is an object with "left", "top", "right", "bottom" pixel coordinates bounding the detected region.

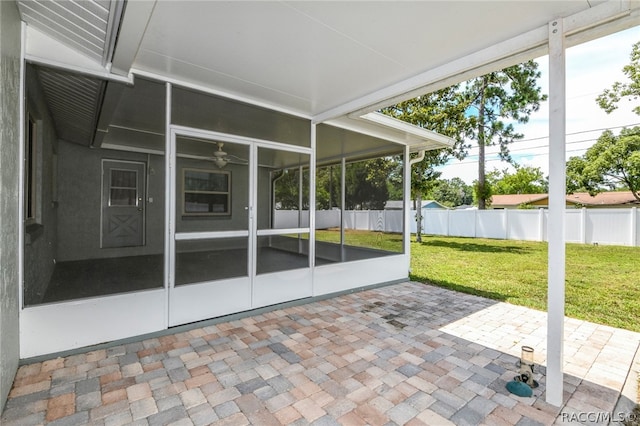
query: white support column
[
  {"left": 340, "top": 158, "right": 346, "bottom": 250},
  {"left": 164, "top": 82, "right": 173, "bottom": 330},
  {"left": 309, "top": 124, "right": 317, "bottom": 271},
  {"left": 547, "top": 18, "right": 567, "bottom": 407},
  {"left": 403, "top": 145, "right": 411, "bottom": 257},
  {"left": 18, "top": 22, "right": 26, "bottom": 312}
]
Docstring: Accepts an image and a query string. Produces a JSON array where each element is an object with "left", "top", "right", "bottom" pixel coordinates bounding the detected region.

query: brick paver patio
[{"left": 2, "top": 282, "right": 639, "bottom": 425}]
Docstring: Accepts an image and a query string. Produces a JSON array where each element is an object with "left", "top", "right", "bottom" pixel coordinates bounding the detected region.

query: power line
[
  {"left": 456, "top": 138, "right": 597, "bottom": 160},
  {"left": 442, "top": 147, "right": 590, "bottom": 167},
  {"left": 452, "top": 122, "right": 640, "bottom": 158},
  {"left": 506, "top": 122, "right": 640, "bottom": 145},
  {"left": 468, "top": 137, "right": 597, "bottom": 157}
]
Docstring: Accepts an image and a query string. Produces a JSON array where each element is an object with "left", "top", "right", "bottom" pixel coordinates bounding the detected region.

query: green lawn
[
  {"left": 316, "top": 228, "right": 403, "bottom": 252},
  {"left": 312, "top": 230, "right": 640, "bottom": 332},
  {"left": 410, "top": 236, "right": 640, "bottom": 332}
]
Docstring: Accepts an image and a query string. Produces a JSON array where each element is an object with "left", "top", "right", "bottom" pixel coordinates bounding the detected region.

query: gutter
[{"left": 409, "top": 150, "right": 426, "bottom": 166}]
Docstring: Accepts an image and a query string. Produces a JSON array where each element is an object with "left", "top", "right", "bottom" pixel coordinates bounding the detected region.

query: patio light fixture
[
  {"left": 516, "top": 345, "right": 538, "bottom": 389},
  {"left": 506, "top": 345, "right": 539, "bottom": 397}
]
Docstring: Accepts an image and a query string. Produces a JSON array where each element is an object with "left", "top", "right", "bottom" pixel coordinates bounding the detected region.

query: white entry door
[
  {"left": 167, "top": 128, "right": 312, "bottom": 327},
  {"left": 101, "top": 160, "right": 145, "bottom": 248},
  {"left": 168, "top": 130, "right": 252, "bottom": 326}
]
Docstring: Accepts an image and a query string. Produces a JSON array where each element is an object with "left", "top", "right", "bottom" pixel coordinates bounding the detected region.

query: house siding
[{"left": 0, "top": 0, "right": 22, "bottom": 411}]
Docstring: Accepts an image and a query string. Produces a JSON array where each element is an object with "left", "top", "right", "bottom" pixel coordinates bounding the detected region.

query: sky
[{"left": 436, "top": 25, "right": 640, "bottom": 185}]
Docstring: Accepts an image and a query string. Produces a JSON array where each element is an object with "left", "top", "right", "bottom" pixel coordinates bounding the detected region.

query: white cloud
[{"left": 438, "top": 25, "right": 640, "bottom": 185}]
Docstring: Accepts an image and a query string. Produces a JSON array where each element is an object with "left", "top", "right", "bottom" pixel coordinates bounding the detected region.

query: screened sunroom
[{"left": 21, "top": 63, "right": 452, "bottom": 357}]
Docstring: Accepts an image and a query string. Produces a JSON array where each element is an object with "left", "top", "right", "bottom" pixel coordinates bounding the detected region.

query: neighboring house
[
  {"left": 384, "top": 200, "right": 404, "bottom": 210},
  {"left": 1, "top": 0, "right": 637, "bottom": 411},
  {"left": 419, "top": 200, "right": 449, "bottom": 210},
  {"left": 491, "top": 194, "right": 550, "bottom": 209},
  {"left": 566, "top": 191, "right": 640, "bottom": 208},
  {"left": 491, "top": 192, "right": 640, "bottom": 209}
]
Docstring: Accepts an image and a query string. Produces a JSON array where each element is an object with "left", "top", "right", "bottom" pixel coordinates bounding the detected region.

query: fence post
[
  {"left": 580, "top": 207, "right": 587, "bottom": 245},
  {"left": 538, "top": 208, "right": 544, "bottom": 241},
  {"left": 505, "top": 209, "right": 510, "bottom": 240},
  {"left": 631, "top": 207, "right": 637, "bottom": 247},
  {"left": 471, "top": 210, "right": 475, "bottom": 238}
]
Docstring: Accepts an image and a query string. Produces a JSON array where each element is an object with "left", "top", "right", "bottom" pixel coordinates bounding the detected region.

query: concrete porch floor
[{"left": 2, "top": 282, "right": 639, "bottom": 425}]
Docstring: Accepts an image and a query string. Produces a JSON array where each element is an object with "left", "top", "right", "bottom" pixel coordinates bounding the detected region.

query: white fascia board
[
  {"left": 102, "top": 0, "right": 126, "bottom": 67},
  {"left": 326, "top": 113, "right": 454, "bottom": 152},
  {"left": 360, "top": 112, "right": 455, "bottom": 148},
  {"left": 313, "top": 0, "right": 636, "bottom": 123},
  {"left": 25, "top": 25, "right": 133, "bottom": 84},
  {"left": 110, "top": 0, "right": 157, "bottom": 76}
]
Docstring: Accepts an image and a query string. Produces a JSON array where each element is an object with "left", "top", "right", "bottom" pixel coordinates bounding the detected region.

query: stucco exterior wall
[
  {"left": 22, "top": 66, "right": 59, "bottom": 305},
  {"left": 56, "top": 141, "right": 166, "bottom": 261},
  {"left": 56, "top": 140, "right": 272, "bottom": 261},
  {"left": 0, "top": 0, "right": 22, "bottom": 412}
]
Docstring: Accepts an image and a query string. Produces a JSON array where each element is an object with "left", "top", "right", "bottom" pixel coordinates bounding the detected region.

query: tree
[
  {"left": 488, "top": 165, "right": 548, "bottom": 195},
  {"left": 566, "top": 127, "right": 640, "bottom": 202},
  {"left": 344, "top": 157, "right": 396, "bottom": 210},
  {"left": 428, "top": 178, "right": 473, "bottom": 207},
  {"left": 316, "top": 165, "right": 341, "bottom": 210},
  {"left": 274, "top": 168, "right": 308, "bottom": 210},
  {"left": 382, "top": 85, "right": 472, "bottom": 241},
  {"left": 408, "top": 155, "right": 442, "bottom": 242},
  {"left": 463, "top": 61, "right": 547, "bottom": 209},
  {"left": 596, "top": 41, "right": 640, "bottom": 115}
]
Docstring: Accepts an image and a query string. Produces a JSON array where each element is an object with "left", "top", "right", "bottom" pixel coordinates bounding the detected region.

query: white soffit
[
  {"left": 327, "top": 113, "right": 455, "bottom": 153},
  {"left": 24, "top": 25, "right": 131, "bottom": 83},
  {"left": 34, "top": 65, "right": 105, "bottom": 146},
  {"left": 19, "top": 0, "right": 132, "bottom": 83},
  {"left": 17, "top": 0, "right": 640, "bottom": 150},
  {"left": 129, "top": 0, "right": 633, "bottom": 120},
  {"left": 17, "top": 0, "right": 123, "bottom": 65}
]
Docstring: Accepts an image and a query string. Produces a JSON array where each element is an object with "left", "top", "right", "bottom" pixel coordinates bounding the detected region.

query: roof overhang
[
  {"left": 327, "top": 112, "right": 455, "bottom": 153},
  {"left": 17, "top": 1, "right": 640, "bottom": 150}
]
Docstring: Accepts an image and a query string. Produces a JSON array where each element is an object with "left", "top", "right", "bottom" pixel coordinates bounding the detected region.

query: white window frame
[{"left": 182, "top": 168, "right": 231, "bottom": 216}]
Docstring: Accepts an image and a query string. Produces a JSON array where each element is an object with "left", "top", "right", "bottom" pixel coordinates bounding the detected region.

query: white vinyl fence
[
  {"left": 274, "top": 209, "right": 404, "bottom": 233},
  {"left": 421, "top": 207, "right": 640, "bottom": 246},
  {"left": 275, "top": 207, "right": 640, "bottom": 247}
]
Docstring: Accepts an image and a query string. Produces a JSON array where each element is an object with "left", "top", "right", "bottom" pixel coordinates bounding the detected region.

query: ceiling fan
[{"left": 211, "top": 142, "right": 247, "bottom": 168}]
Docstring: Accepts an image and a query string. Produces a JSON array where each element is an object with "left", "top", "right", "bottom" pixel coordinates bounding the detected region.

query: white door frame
[
  {"left": 166, "top": 125, "right": 313, "bottom": 326},
  {"left": 100, "top": 159, "right": 146, "bottom": 248}
]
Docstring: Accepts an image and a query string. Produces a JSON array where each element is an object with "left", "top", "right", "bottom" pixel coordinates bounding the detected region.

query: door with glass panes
[{"left": 101, "top": 160, "right": 145, "bottom": 248}]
